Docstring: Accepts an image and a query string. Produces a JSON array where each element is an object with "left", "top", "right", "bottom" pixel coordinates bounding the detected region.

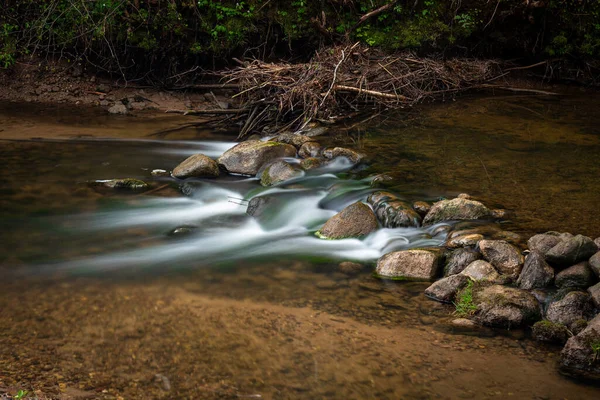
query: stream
[{"left": 1, "top": 94, "right": 599, "bottom": 399}]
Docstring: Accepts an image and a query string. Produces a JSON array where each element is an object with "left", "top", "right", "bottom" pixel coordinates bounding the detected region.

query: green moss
[{"left": 453, "top": 279, "right": 477, "bottom": 318}]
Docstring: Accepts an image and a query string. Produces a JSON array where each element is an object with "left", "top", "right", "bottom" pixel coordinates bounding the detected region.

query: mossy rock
[{"left": 532, "top": 320, "right": 569, "bottom": 344}]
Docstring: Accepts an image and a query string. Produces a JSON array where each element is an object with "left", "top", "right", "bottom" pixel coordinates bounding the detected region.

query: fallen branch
[
  {"left": 334, "top": 84, "right": 411, "bottom": 101},
  {"left": 349, "top": 2, "right": 398, "bottom": 33},
  {"left": 165, "top": 108, "right": 248, "bottom": 115},
  {"left": 475, "top": 84, "right": 560, "bottom": 96}
]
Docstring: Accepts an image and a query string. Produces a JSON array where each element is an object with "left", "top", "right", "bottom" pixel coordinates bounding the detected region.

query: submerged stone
[
  {"left": 260, "top": 160, "right": 302, "bottom": 186},
  {"left": 317, "top": 202, "right": 378, "bottom": 239},
  {"left": 367, "top": 191, "right": 422, "bottom": 228},
  {"left": 94, "top": 178, "right": 149, "bottom": 190}
]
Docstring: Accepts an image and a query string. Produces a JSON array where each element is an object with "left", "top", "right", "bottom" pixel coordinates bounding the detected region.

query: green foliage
[
  {"left": 453, "top": 279, "right": 477, "bottom": 318},
  {"left": 14, "top": 390, "right": 28, "bottom": 400}
]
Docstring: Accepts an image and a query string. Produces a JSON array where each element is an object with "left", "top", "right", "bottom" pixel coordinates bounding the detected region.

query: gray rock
[
  {"left": 479, "top": 240, "right": 524, "bottom": 278},
  {"left": 246, "top": 195, "right": 280, "bottom": 220},
  {"left": 532, "top": 320, "right": 569, "bottom": 344},
  {"left": 367, "top": 191, "right": 422, "bottom": 228},
  {"left": 260, "top": 160, "right": 301, "bottom": 186},
  {"left": 546, "top": 291, "right": 593, "bottom": 328},
  {"left": 338, "top": 261, "right": 365, "bottom": 275},
  {"left": 218, "top": 140, "right": 296, "bottom": 175},
  {"left": 528, "top": 232, "right": 563, "bottom": 256},
  {"left": 323, "top": 147, "right": 365, "bottom": 164},
  {"left": 422, "top": 197, "right": 493, "bottom": 226},
  {"left": 300, "top": 157, "right": 322, "bottom": 170},
  {"left": 460, "top": 260, "right": 500, "bottom": 282},
  {"left": 108, "top": 103, "right": 128, "bottom": 115},
  {"left": 589, "top": 282, "right": 600, "bottom": 308},
  {"left": 473, "top": 285, "right": 541, "bottom": 328},
  {"left": 271, "top": 133, "right": 312, "bottom": 149},
  {"left": 546, "top": 234, "right": 598, "bottom": 267},
  {"left": 298, "top": 142, "right": 321, "bottom": 158},
  {"left": 589, "top": 252, "right": 600, "bottom": 279},
  {"left": 559, "top": 314, "right": 600, "bottom": 380},
  {"left": 424, "top": 274, "right": 470, "bottom": 303},
  {"left": 595, "top": 237, "right": 600, "bottom": 249},
  {"left": 370, "top": 173, "right": 394, "bottom": 188},
  {"left": 445, "top": 233, "right": 484, "bottom": 249},
  {"left": 444, "top": 248, "right": 481, "bottom": 276},
  {"left": 172, "top": 154, "right": 219, "bottom": 179},
  {"left": 516, "top": 251, "right": 554, "bottom": 290},
  {"left": 376, "top": 249, "right": 443, "bottom": 281},
  {"left": 317, "top": 202, "right": 378, "bottom": 239},
  {"left": 555, "top": 262, "right": 596, "bottom": 289}
]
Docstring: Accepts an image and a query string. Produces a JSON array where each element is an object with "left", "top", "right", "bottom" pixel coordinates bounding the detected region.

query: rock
[
  {"left": 151, "top": 169, "right": 170, "bottom": 177},
  {"left": 376, "top": 249, "right": 443, "bottom": 281},
  {"left": 451, "top": 318, "right": 477, "bottom": 328},
  {"left": 300, "top": 157, "right": 322, "bottom": 170},
  {"left": 302, "top": 126, "right": 328, "bottom": 137},
  {"left": 445, "top": 233, "right": 484, "bottom": 249},
  {"left": 595, "top": 237, "right": 600, "bottom": 249},
  {"left": 172, "top": 154, "right": 219, "bottom": 179},
  {"left": 367, "top": 191, "right": 422, "bottom": 228},
  {"left": 218, "top": 140, "right": 296, "bottom": 175},
  {"left": 516, "top": 251, "right": 554, "bottom": 290},
  {"left": 491, "top": 209, "right": 508, "bottom": 219},
  {"left": 370, "top": 173, "right": 394, "bottom": 188},
  {"left": 571, "top": 319, "right": 589, "bottom": 335},
  {"left": 546, "top": 291, "right": 593, "bottom": 328},
  {"left": 589, "top": 282, "right": 600, "bottom": 308},
  {"left": 323, "top": 147, "right": 364, "bottom": 164},
  {"left": 317, "top": 202, "right": 378, "bottom": 239},
  {"left": 555, "top": 262, "right": 596, "bottom": 289},
  {"left": 491, "top": 230, "right": 522, "bottom": 246},
  {"left": 445, "top": 248, "right": 481, "bottom": 276},
  {"left": 298, "top": 142, "right": 321, "bottom": 158},
  {"left": 95, "top": 178, "right": 148, "bottom": 190},
  {"left": 412, "top": 201, "right": 431, "bottom": 217},
  {"left": 473, "top": 285, "right": 541, "bottom": 328},
  {"left": 108, "top": 103, "right": 128, "bottom": 115},
  {"left": 271, "top": 133, "right": 312, "bottom": 148},
  {"left": 559, "top": 314, "right": 600, "bottom": 380},
  {"left": 167, "top": 225, "right": 197, "bottom": 237},
  {"left": 338, "top": 261, "right": 365, "bottom": 275},
  {"left": 460, "top": 260, "right": 500, "bottom": 282},
  {"left": 422, "top": 197, "right": 493, "bottom": 226},
  {"left": 589, "top": 252, "right": 600, "bottom": 279},
  {"left": 478, "top": 240, "right": 524, "bottom": 278},
  {"left": 154, "top": 374, "right": 171, "bottom": 391},
  {"left": 528, "top": 232, "right": 564, "bottom": 256},
  {"left": 532, "top": 320, "right": 570, "bottom": 344},
  {"left": 545, "top": 234, "right": 598, "bottom": 267},
  {"left": 260, "top": 160, "right": 301, "bottom": 186},
  {"left": 246, "top": 195, "right": 279, "bottom": 219},
  {"left": 424, "top": 274, "right": 470, "bottom": 303}
]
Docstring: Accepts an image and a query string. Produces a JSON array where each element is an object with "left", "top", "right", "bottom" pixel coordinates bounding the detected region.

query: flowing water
[{"left": 1, "top": 94, "right": 599, "bottom": 400}]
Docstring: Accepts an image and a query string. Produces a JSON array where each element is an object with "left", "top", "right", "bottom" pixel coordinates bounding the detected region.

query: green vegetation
[
  {"left": 1, "top": 1, "right": 600, "bottom": 78},
  {"left": 453, "top": 279, "right": 477, "bottom": 318},
  {"left": 14, "top": 390, "right": 28, "bottom": 400}
]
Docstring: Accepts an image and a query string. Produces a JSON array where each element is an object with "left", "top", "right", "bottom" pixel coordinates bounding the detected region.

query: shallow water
[{"left": 1, "top": 95, "right": 599, "bottom": 399}]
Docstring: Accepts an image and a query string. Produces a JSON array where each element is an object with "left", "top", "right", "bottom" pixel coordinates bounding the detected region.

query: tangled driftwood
[{"left": 221, "top": 43, "right": 502, "bottom": 139}]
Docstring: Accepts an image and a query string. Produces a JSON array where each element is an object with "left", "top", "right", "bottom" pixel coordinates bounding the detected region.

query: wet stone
[
  {"left": 260, "top": 160, "right": 302, "bottom": 186},
  {"left": 298, "top": 142, "right": 321, "bottom": 158},
  {"left": 528, "top": 232, "right": 563, "bottom": 256},
  {"left": 367, "top": 191, "right": 422, "bottom": 228},
  {"left": 560, "top": 314, "right": 600, "bottom": 380},
  {"left": 218, "top": 140, "right": 296, "bottom": 175},
  {"left": 587, "top": 282, "right": 600, "bottom": 308},
  {"left": 424, "top": 274, "right": 470, "bottom": 303},
  {"left": 473, "top": 285, "right": 541, "bottom": 328},
  {"left": 546, "top": 291, "right": 593, "bottom": 329},
  {"left": 376, "top": 249, "right": 443, "bottom": 281},
  {"left": 516, "top": 251, "right": 554, "bottom": 290},
  {"left": 423, "top": 197, "right": 493, "bottom": 226},
  {"left": 478, "top": 240, "right": 524, "bottom": 278},
  {"left": 444, "top": 248, "right": 481, "bottom": 276},
  {"left": 545, "top": 234, "right": 598, "bottom": 268},
  {"left": 589, "top": 252, "right": 600, "bottom": 279},
  {"left": 172, "top": 154, "right": 219, "bottom": 179},
  {"left": 317, "top": 201, "right": 378, "bottom": 239},
  {"left": 555, "top": 262, "right": 596, "bottom": 289},
  {"left": 445, "top": 233, "right": 484, "bottom": 249},
  {"left": 532, "top": 320, "right": 569, "bottom": 345},
  {"left": 338, "top": 261, "right": 365, "bottom": 275},
  {"left": 460, "top": 260, "right": 500, "bottom": 282}
]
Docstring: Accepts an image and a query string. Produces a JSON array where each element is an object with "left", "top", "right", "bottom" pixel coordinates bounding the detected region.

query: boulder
[
  {"left": 528, "top": 232, "right": 564, "bottom": 256},
  {"left": 317, "top": 202, "right": 378, "bottom": 239},
  {"left": 559, "top": 314, "right": 600, "bottom": 380},
  {"left": 246, "top": 195, "right": 280, "bottom": 220},
  {"left": 595, "top": 237, "right": 600, "bottom": 249},
  {"left": 300, "top": 157, "right": 322, "bottom": 170},
  {"left": 218, "top": 140, "right": 296, "bottom": 175},
  {"left": 546, "top": 291, "right": 593, "bottom": 328},
  {"left": 367, "top": 191, "right": 422, "bottom": 228},
  {"left": 516, "top": 251, "right": 554, "bottom": 290},
  {"left": 424, "top": 274, "right": 470, "bottom": 303},
  {"left": 412, "top": 201, "right": 431, "bottom": 217},
  {"left": 298, "top": 142, "right": 321, "bottom": 158},
  {"left": 444, "top": 248, "right": 481, "bottom": 276},
  {"left": 532, "top": 320, "right": 570, "bottom": 344},
  {"left": 376, "top": 249, "right": 443, "bottom": 281},
  {"left": 445, "top": 233, "right": 484, "bottom": 249},
  {"left": 555, "top": 262, "right": 596, "bottom": 289},
  {"left": 460, "top": 260, "right": 500, "bottom": 282},
  {"left": 270, "top": 133, "right": 312, "bottom": 148},
  {"left": 260, "top": 160, "right": 302, "bottom": 186},
  {"left": 422, "top": 197, "right": 493, "bottom": 226},
  {"left": 473, "top": 285, "right": 541, "bottom": 328},
  {"left": 589, "top": 282, "right": 600, "bottom": 308},
  {"left": 172, "top": 154, "right": 219, "bottom": 179},
  {"left": 589, "top": 252, "right": 600, "bottom": 278},
  {"left": 108, "top": 102, "right": 128, "bottom": 115},
  {"left": 545, "top": 234, "right": 598, "bottom": 267},
  {"left": 479, "top": 240, "right": 524, "bottom": 278},
  {"left": 323, "top": 147, "right": 364, "bottom": 164}
]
